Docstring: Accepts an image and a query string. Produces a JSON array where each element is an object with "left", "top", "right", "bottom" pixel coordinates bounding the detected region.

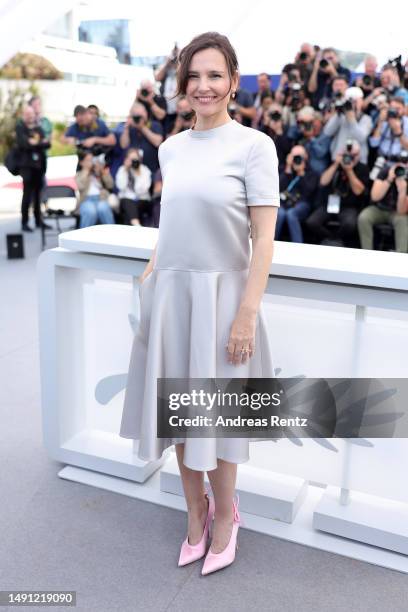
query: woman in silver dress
[{"left": 120, "top": 31, "right": 280, "bottom": 574}]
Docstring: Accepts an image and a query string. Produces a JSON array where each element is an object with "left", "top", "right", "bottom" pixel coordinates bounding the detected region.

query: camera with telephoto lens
[
  {"left": 362, "top": 74, "right": 373, "bottom": 87},
  {"left": 269, "top": 110, "right": 282, "bottom": 121},
  {"left": 299, "top": 120, "right": 313, "bottom": 132},
  {"left": 334, "top": 92, "right": 353, "bottom": 114},
  {"left": 131, "top": 159, "right": 140, "bottom": 170},
  {"left": 319, "top": 58, "right": 329, "bottom": 69},
  {"left": 292, "top": 154, "right": 304, "bottom": 166},
  {"left": 342, "top": 140, "right": 354, "bottom": 165},
  {"left": 280, "top": 190, "right": 301, "bottom": 207},
  {"left": 132, "top": 114, "right": 143, "bottom": 124},
  {"left": 387, "top": 108, "right": 399, "bottom": 119},
  {"left": 394, "top": 150, "right": 408, "bottom": 179},
  {"left": 76, "top": 141, "right": 109, "bottom": 164},
  {"left": 289, "top": 83, "right": 302, "bottom": 110},
  {"left": 299, "top": 51, "right": 308, "bottom": 61},
  {"left": 140, "top": 88, "right": 149, "bottom": 97},
  {"left": 394, "top": 165, "right": 408, "bottom": 179}
]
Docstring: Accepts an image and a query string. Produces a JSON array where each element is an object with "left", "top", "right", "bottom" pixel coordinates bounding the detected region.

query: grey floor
[{"left": 1, "top": 212, "right": 407, "bottom": 612}]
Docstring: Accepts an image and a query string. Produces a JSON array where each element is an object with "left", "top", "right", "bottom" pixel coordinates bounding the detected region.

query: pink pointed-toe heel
[
  {"left": 178, "top": 490, "right": 215, "bottom": 567},
  {"left": 201, "top": 493, "right": 243, "bottom": 576}
]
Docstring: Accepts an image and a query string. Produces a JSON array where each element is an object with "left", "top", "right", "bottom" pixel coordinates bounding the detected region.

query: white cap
[{"left": 345, "top": 86, "right": 364, "bottom": 100}]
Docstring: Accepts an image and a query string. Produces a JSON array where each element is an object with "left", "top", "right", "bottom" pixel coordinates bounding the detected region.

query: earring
[{"left": 232, "top": 91, "right": 236, "bottom": 99}]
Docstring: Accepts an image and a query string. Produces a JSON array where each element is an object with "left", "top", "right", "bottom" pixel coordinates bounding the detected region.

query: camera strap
[{"left": 286, "top": 176, "right": 301, "bottom": 193}]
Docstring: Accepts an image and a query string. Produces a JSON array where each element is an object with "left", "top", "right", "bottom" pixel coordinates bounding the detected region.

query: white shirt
[{"left": 115, "top": 164, "right": 152, "bottom": 200}]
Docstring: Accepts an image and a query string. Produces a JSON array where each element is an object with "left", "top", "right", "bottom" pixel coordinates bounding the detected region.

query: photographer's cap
[{"left": 345, "top": 86, "right": 364, "bottom": 100}]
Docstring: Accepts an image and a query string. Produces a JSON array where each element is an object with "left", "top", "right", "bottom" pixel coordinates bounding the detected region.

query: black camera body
[
  {"left": 394, "top": 165, "right": 407, "bottom": 179},
  {"left": 269, "top": 110, "right": 282, "bottom": 121},
  {"left": 387, "top": 108, "right": 399, "bottom": 120},
  {"left": 334, "top": 95, "right": 353, "bottom": 114},
  {"left": 280, "top": 190, "right": 301, "bottom": 207}
]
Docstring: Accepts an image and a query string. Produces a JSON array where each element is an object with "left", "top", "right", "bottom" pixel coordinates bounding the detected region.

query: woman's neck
[{"left": 193, "top": 112, "right": 232, "bottom": 132}]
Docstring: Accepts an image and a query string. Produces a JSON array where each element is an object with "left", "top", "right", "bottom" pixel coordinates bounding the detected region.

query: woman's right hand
[{"left": 139, "top": 270, "right": 152, "bottom": 285}]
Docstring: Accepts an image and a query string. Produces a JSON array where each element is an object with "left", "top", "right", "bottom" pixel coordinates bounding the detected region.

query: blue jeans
[
  {"left": 275, "top": 200, "right": 310, "bottom": 243},
  {"left": 80, "top": 195, "right": 115, "bottom": 228}
]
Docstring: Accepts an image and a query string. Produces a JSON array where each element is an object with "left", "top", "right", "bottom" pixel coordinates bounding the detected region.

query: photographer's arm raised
[
  {"left": 395, "top": 179, "right": 408, "bottom": 215},
  {"left": 343, "top": 166, "right": 365, "bottom": 196},
  {"left": 323, "top": 113, "right": 341, "bottom": 137},
  {"left": 371, "top": 170, "right": 394, "bottom": 202},
  {"left": 320, "top": 158, "right": 340, "bottom": 185},
  {"left": 139, "top": 124, "right": 163, "bottom": 148}
]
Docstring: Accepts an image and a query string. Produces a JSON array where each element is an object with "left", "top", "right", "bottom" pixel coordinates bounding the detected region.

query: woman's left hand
[{"left": 226, "top": 307, "right": 257, "bottom": 366}]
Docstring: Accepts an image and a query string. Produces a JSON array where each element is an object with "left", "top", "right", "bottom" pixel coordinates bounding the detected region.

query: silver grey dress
[{"left": 119, "top": 119, "right": 280, "bottom": 471}]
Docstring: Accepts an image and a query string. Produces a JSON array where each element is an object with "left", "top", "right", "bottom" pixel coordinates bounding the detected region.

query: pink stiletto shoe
[
  {"left": 201, "top": 493, "right": 243, "bottom": 576},
  {"left": 178, "top": 490, "right": 215, "bottom": 567}
]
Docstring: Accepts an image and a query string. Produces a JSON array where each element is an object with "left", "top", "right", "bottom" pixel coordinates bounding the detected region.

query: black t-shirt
[
  {"left": 328, "top": 162, "right": 369, "bottom": 208},
  {"left": 279, "top": 167, "right": 319, "bottom": 203},
  {"left": 375, "top": 166, "right": 399, "bottom": 211},
  {"left": 136, "top": 94, "right": 167, "bottom": 122}
]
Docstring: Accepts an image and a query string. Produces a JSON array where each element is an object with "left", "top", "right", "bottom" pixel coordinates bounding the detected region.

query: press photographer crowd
[{"left": 8, "top": 43, "right": 408, "bottom": 252}]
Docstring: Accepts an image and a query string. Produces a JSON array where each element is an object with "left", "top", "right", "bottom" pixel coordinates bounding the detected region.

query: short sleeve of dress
[{"left": 244, "top": 135, "right": 280, "bottom": 207}]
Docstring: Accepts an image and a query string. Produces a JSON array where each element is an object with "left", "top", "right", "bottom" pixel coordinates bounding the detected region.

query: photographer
[
  {"left": 353, "top": 56, "right": 381, "bottom": 95},
  {"left": 116, "top": 148, "right": 152, "bottom": 226},
  {"left": 308, "top": 47, "right": 351, "bottom": 109},
  {"left": 116, "top": 102, "right": 164, "bottom": 175},
  {"left": 294, "top": 43, "right": 316, "bottom": 88},
  {"left": 287, "top": 106, "right": 331, "bottom": 174},
  {"left": 275, "top": 65, "right": 309, "bottom": 127},
  {"left": 167, "top": 96, "right": 194, "bottom": 136},
  {"left": 75, "top": 151, "right": 115, "bottom": 228},
  {"left": 15, "top": 105, "right": 51, "bottom": 232},
  {"left": 305, "top": 141, "right": 369, "bottom": 246},
  {"left": 252, "top": 91, "right": 274, "bottom": 129},
  {"left": 260, "top": 102, "right": 293, "bottom": 169},
  {"left": 379, "top": 65, "right": 408, "bottom": 104},
  {"left": 62, "top": 105, "right": 115, "bottom": 150},
  {"left": 358, "top": 154, "right": 408, "bottom": 252},
  {"left": 323, "top": 86, "right": 372, "bottom": 163},
  {"left": 275, "top": 145, "right": 319, "bottom": 243},
  {"left": 369, "top": 96, "right": 408, "bottom": 159},
  {"left": 252, "top": 73, "right": 274, "bottom": 110},
  {"left": 154, "top": 43, "right": 179, "bottom": 135},
  {"left": 135, "top": 79, "right": 167, "bottom": 126}
]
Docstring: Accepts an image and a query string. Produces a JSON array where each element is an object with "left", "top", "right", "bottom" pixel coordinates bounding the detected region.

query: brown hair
[{"left": 170, "top": 31, "right": 239, "bottom": 127}]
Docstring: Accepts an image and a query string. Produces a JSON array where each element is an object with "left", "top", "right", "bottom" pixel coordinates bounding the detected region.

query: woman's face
[
  {"left": 127, "top": 151, "right": 140, "bottom": 163},
  {"left": 185, "top": 48, "right": 237, "bottom": 119}
]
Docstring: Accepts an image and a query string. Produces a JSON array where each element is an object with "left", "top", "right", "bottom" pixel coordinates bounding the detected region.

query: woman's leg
[
  {"left": 175, "top": 443, "right": 208, "bottom": 546},
  {"left": 80, "top": 198, "right": 98, "bottom": 228},
  {"left": 96, "top": 199, "right": 115, "bottom": 224},
  {"left": 207, "top": 458, "right": 237, "bottom": 553},
  {"left": 120, "top": 198, "right": 140, "bottom": 225},
  {"left": 33, "top": 169, "right": 44, "bottom": 226},
  {"left": 20, "top": 168, "right": 34, "bottom": 227},
  {"left": 286, "top": 200, "right": 310, "bottom": 243}
]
